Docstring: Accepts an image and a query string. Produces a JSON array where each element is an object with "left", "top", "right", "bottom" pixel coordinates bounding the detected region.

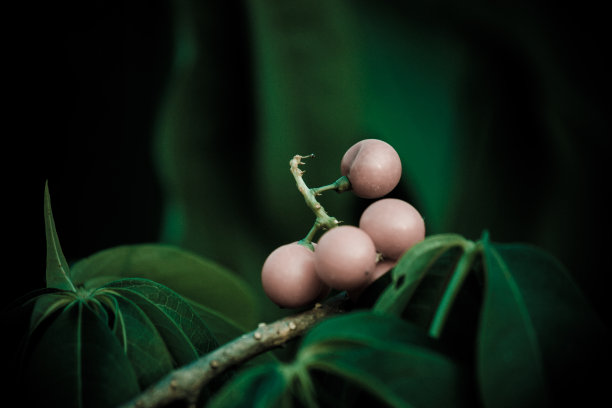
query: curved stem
[{"left": 290, "top": 155, "right": 340, "bottom": 243}]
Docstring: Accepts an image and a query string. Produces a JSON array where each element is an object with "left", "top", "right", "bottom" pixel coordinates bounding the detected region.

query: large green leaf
[
  {"left": 374, "top": 234, "right": 471, "bottom": 316},
  {"left": 299, "top": 311, "right": 471, "bottom": 408},
  {"left": 479, "top": 238, "right": 610, "bottom": 407},
  {"left": 23, "top": 301, "right": 140, "bottom": 408},
  {"left": 70, "top": 244, "right": 260, "bottom": 329},
  {"left": 211, "top": 311, "right": 471, "bottom": 408},
  {"left": 101, "top": 278, "right": 218, "bottom": 367}
]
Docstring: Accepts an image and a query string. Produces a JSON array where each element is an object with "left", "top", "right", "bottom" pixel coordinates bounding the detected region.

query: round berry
[
  {"left": 340, "top": 139, "right": 402, "bottom": 199},
  {"left": 347, "top": 259, "right": 397, "bottom": 300},
  {"left": 359, "top": 198, "right": 425, "bottom": 260},
  {"left": 371, "top": 259, "right": 397, "bottom": 282},
  {"left": 314, "top": 225, "right": 377, "bottom": 290},
  {"left": 261, "top": 243, "right": 329, "bottom": 308}
]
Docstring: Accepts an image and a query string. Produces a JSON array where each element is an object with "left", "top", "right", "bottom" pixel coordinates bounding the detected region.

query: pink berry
[
  {"left": 371, "top": 259, "right": 397, "bottom": 282},
  {"left": 314, "top": 226, "right": 377, "bottom": 290},
  {"left": 359, "top": 198, "right": 425, "bottom": 260},
  {"left": 261, "top": 243, "right": 329, "bottom": 308},
  {"left": 347, "top": 259, "right": 397, "bottom": 300},
  {"left": 340, "top": 139, "right": 402, "bottom": 199}
]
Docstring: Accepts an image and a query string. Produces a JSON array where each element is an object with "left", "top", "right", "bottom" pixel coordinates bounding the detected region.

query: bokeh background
[{"left": 9, "top": 0, "right": 610, "bottom": 325}]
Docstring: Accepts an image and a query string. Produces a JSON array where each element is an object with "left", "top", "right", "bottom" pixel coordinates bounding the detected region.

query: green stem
[
  {"left": 299, "top": 223, "right": 320, "bottom": 248},
  {"left": 311, "top": 175, "right": 352, "bottom": 195},
  {"left": 428, "top": 241, "right": 481, "bottom": 338},
  {"left": 290, "top": 155, "right": 340, "bottom": 244}
]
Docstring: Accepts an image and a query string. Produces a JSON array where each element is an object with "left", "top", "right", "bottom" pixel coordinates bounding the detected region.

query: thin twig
[
  {"left": 289, "top": 155, "right": 340, "bottom": 243},
  {"left": 119, "top": 293, "right": 349, "bottom": 408}
]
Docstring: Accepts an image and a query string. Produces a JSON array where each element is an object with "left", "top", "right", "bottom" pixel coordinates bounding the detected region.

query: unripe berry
[
  {"left": 359, "top": 198, "right": 425, "bottom": 260},
  {"left": 261, "top": 243, "right": 329, "bottom": 308},
  {"left": 314, "top": 225, "right": 377, "bottom": 290},
  {"left": 341, "top": 139, "right": 402, "bottom": 199}
]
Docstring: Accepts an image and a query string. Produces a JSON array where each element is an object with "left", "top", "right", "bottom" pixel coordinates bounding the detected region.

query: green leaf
[
  {"left": 207, "top": 362, "right": 291, "bottom": 408},
  {"left": 100, "top": 293, "right": 175, "bottom": 389},
  {"left": 101, "top": 278, "right": 218, "bottom": 366},
  {"left": 300, "top": 311, "right": 434, "bottom": 351},
  {"left": 29, "top": 292, "right": 75, "bottom": 332},
  {"left": 23, "top": 301, "right": 140, "bottom": 408},
  {"left": 187, "top": 300, "right": 248, "bottom": 346},
  {"left": 374, "top": 234, "right": 471, "bottom": 316},
  {"left": 44, "top": 181, "right": 75, "bottom": 292},
  {"left": 70, "top": 244, "right": 260, "bottom": 329},
  {"left": 479, "top": 238, "right": 611, "bottom": 407},
  {"left": 4, "top": 287, "right": 74, "bottom": 333},
  {"left": 401, "top": 246, "right": 464, "bottom": 330},
  {"left": 186, "top": 301, "right": 279, "bottom": 373},
  {"left": 209, "top": 312, "right": 472, "bottom": 408},
  {"left": 298, "top": 311, "right": 471, "bottom": 408}
]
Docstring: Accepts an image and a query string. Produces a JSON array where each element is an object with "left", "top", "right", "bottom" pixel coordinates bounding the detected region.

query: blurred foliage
[
  {"left": 153, "top": 0, "right": 611, "bottom": 325},
  {"left": 18, "top": 0, "right": 610, "bottom": 325}
]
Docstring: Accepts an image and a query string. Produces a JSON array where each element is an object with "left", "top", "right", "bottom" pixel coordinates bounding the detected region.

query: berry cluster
[{"left": 261, "top": 139, "right": 425, "bottom": 308}]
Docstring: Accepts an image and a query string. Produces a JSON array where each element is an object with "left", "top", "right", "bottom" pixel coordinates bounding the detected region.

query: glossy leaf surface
[
  {"left": 101, "top": 278, "right": 218, "bottom": 367},
  {"left": 70, "top": 244, "right": 260, "bottom": 329}
]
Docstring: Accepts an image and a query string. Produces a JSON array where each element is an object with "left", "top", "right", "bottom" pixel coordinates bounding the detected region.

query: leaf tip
[{"left": 480, "top": 230, "right": 491, "bottom": 244}]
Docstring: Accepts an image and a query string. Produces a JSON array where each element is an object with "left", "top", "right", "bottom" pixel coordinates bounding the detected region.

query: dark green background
[{"left": 8, "top": 1, "right": 610, "bottom": 326}]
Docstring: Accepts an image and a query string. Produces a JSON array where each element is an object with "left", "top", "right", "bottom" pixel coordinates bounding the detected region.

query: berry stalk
[
  {"left": 310, "top": 175, "right": 352, "bottom": 195},
  {"left": 289, "top": 155, "right": 340, "bottom": 245}
]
